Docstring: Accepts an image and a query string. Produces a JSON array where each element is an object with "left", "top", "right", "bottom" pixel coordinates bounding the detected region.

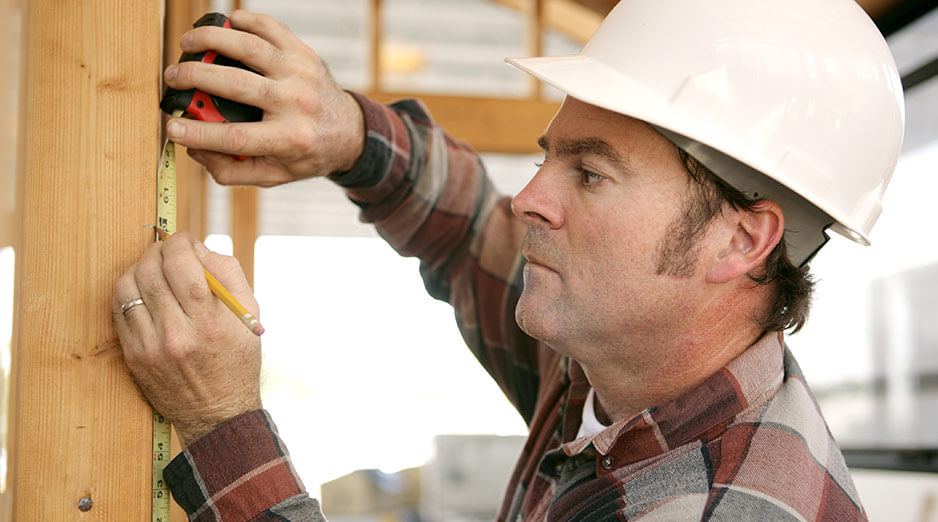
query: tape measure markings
[{"left": 152, "top": 108, "right": 183, "bottom": 521}]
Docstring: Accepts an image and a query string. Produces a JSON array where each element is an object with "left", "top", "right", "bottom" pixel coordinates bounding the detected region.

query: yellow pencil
[{"left": 150, "top": 226, "right": 265, "bottom": 336}]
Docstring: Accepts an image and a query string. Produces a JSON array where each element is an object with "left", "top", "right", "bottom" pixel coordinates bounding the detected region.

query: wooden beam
[
  {"left": 231, "top": 186, "right": 258, "bottom": 288},
  {"left": 0, "top": 4, "right": 25, "bottom": 520},
  {"left": 856, "top": 0, "right": 907, "bottom": 18},
  {"left": 524, "top": 0, "right": 545, "bottom": 100},
  {"left": 370, "top": 0, "right": 383, "bottom": 92},
  {"left": 0, "top": 0, "right": 23, "bottom": 253},
  {"left": 166, "top": 0, "right": 210, "bottom": 242},
  {"left": 365, "top": 92, "right": 560, "bottom": 154},
  {"left": 491, "top": 0, "right": 602, "bottom": 45},
  {"left": 10, "top": 0, "right": 162, "bottom": 519},
  {"left": 227, "top": 0, "right": 259, "bottom": 289}
]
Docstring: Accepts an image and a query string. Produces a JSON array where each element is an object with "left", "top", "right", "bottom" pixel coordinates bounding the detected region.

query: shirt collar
[{"left": 561, "top": 331, "right": 786, "bottom": 463}]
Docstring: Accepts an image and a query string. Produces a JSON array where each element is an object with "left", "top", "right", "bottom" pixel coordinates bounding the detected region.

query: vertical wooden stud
[
  {"left": 525, "top": 0, "right": 544, "bottom": 100},
  {"left": 10, "top": 0, "right": 162, "bottom": 519},
  {"left": 166, "top": 0, "right": 210, "bottom": 242},
  {"left": 231, "top": 186, "right": 258, "bottom": 288},
  {"left": 370, "top": 0, "right": 383, "bottom": 93},
  {"left": 228, "top": 0, "right": 259, "bottom": 288}
]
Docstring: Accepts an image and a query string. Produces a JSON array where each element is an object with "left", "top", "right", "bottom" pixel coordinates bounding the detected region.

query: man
[{"left": 113, "top": 0, "right": 904, "bottom": 520}]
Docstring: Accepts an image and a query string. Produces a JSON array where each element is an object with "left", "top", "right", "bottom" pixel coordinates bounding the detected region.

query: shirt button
[{"left": 601, "top": 455, "right": 615, "bottom": 470}]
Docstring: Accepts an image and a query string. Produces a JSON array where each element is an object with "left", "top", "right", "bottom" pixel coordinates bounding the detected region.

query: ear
[{"left": 707, "top": 201, "right": 784, "bottom": 284}]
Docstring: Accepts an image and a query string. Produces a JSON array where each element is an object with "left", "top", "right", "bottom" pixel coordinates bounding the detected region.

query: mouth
[{"left": 522, "top": 248, "right": 556, "bottom": 273}]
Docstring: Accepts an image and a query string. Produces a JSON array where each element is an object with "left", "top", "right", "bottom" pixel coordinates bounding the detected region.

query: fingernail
[
  {"left": 164, "top": 64, "right": 177, "bottom": 81},
  {"left": 180, "top": 31, "right": 192, "bottom": 49},
  {"left": 167, "top": 120, "right": 185, "bottom": 139},
  {"left": 193, "top": 240, "right": 209, "bottom": 257}
]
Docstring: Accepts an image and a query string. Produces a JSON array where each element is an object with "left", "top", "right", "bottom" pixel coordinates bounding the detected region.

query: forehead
[{"left": 543, "top": 97, "right": 679, "bottom": 167}]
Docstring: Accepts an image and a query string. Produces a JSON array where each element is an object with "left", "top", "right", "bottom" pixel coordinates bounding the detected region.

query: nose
[{"left": 511, "top": 168, "right": 564, "bottom": 229}]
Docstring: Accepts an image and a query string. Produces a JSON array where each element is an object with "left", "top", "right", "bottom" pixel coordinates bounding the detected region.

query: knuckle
[
  {"left": 115, "top": 272, "right": 137, "bottom": 296},
  {"left": 257, "top": 13, "right": 279, "bottom": 32},
  {"left": 161, "top": 252, "right": 189, "bottom": 278},
  {"left": 285, "top": 126, "right": 314, "bottom": 156},
  {"left": 161, "top": 327, "right": 191, "bottom": 362},
  {"left": 243, "top": 34, "right": 267, "bottom": 61},
  {"left": 210, "top": 168, "right": 234, "bottom": 186},
  {"left": 225, "top": 124, "right": 250, "bottom": 151},
  {"left": 293, "top": 89, "right": 319, "bottom": 115},
  {"left": 134, "top": 261, "right": 163, "bottom": 291},
  {"left": 217, "top": 255, "right": 244, "bottom": 278},
  {"left": 175, "top": 61, "right": 199, "bottom": 86},
  {"left": 261, "top": 80, "right": 280, "bottom": 107},
  {"left": 187, "top": 280, "right": 207, "bottom": 304}
]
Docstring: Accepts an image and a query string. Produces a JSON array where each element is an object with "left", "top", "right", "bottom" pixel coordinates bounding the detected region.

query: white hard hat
[{"left": 507, "top": 0, "right": 905, "bottom": 266}]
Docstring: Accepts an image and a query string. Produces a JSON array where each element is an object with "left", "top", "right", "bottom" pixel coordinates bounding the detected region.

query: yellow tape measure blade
[
  {"left": 152, "top": 411, "right": 172, "bottom": 522},
  {"left": 153, "top": 108, "right": 183, "bottom": 521},
  {"left": 157, "top": 140, "right": 177, "bottom": 236}
]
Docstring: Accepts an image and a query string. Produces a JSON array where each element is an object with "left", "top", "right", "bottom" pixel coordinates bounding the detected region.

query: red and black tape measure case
[{"left": 160, "top": 13, "right": 263, "bottom": 124}]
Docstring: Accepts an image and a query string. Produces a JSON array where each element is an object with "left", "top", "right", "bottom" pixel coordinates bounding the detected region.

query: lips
[{"left": 522, "top": 246, "right": 558, "bottom": 274}]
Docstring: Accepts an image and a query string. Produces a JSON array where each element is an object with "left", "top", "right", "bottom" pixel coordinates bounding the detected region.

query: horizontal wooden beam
[
  {"left": 365, "top": 92, "right": 560, "bottom": 154},
  {"left": 491, "top": 0, "right": 602, "bottom": 44},
  {"left": 856, "top": 0, "right": 906, "bottom": 18}
]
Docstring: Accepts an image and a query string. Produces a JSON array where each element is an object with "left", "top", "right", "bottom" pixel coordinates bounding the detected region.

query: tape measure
[
  {"left": 152, "top": 108, "right": 182, "bottom": 521},
  {"left": 152, "top": 14, "right": 263, "bottom": 518}
]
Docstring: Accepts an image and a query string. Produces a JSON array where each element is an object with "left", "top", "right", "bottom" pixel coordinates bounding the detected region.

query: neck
[{"left": 579, "top": 292, "right": 767, "bottom": 425}]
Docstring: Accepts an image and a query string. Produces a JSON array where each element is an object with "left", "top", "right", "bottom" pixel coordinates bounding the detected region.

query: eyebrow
[{"left": 537, "top": 135, "right": 630, "bottom": 172}]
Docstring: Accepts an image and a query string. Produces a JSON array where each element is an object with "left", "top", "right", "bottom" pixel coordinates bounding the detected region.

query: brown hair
[{"left": 671, "top": 148, "right": 815, "bottom": 333}]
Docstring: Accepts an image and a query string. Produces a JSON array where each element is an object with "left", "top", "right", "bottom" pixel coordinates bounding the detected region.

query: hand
[
  {"left": 164, "top": 10, "right": 366, "bottom": 187},
  {"left": 112, "top": 232, "right": 262, "bottom": 447}
]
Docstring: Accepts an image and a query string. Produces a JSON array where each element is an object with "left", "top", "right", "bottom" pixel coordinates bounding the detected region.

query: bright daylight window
[{"left": 253, "top": 235, "right": 527, "bottom": 493}]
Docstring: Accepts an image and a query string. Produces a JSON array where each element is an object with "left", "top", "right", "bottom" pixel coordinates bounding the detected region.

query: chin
[{"left": 514, "top": 297, "right": 558, "bottom": 343}]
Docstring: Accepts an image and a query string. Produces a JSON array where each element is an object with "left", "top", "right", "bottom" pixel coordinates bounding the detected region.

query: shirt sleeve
[
  {"left": 163, "top": 409, "right": 325, "bottom": 522},
  {"left": 329, "top": 93, "right": 544, "bottom": 424}
]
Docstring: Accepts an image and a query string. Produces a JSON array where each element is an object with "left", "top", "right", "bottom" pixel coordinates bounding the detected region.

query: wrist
[
  {"left": 334, "top": 91, "right": 366, "bottom": 173},
  {"left": 173, "top": 400, "right": 262, "bottom": 448}
]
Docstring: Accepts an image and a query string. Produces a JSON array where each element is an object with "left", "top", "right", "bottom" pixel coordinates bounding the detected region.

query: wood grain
[
  {"left": 10, "top": 1, "right": 162, "bottom": 519},
  {"left": 166, "top": 0, "right": 210, "bottom": 243}
]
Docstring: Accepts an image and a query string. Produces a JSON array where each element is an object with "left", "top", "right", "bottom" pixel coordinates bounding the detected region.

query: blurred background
[{"left": 3, "top": 0, "right": 938, "bottom": 520}]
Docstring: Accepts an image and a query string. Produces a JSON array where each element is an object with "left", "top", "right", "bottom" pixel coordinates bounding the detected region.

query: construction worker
[{"left": 114, "top": 0, "right": 903, "bottom": 519}]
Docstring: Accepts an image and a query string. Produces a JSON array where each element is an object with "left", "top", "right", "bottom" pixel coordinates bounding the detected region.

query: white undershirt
[{"left": 576, "top": 387, "right": 610, "bottom": 439}]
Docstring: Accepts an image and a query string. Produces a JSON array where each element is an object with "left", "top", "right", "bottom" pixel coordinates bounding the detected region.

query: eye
[{"left": 577, "top": 167, "right": 604, "bottom": 187}]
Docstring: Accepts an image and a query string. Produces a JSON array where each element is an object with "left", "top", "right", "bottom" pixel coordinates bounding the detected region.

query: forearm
[{"left": 330, "top": 93, "right": 543, "bottom": 422}]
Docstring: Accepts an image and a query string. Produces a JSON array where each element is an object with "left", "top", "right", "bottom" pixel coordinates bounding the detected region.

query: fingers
[
  {"left": 166, "top": 61, "right": 275, "bottom": 110},
  {"left": 135, "top": 242, "right": 189, "bottom": 334},
  {"left": 113, "top": 266, "right": 160, "bottom": 362},
  {"left": 229, "top": 10, "right": 306, "bottom": 53},
  {"left": 179, "top": 25, "right": 284, "bottom": 77},
  {"left": 159, "top": 232, "right": 216, "bottom": 318},
  {"left": 167, "top": 118, "right": 272, "bottom": 158},
  {"left": 186, "top": 148, "right": 293, "bottom": 186}
]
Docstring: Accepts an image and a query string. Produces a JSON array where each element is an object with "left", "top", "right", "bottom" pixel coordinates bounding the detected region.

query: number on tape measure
[{"left": 153, "top": 110, "right": 181, "bottom": 519}]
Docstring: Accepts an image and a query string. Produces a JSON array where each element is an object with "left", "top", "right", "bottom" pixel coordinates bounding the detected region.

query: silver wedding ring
[{"left": 120, "top": 297, "right": 146, "bottom": 316}]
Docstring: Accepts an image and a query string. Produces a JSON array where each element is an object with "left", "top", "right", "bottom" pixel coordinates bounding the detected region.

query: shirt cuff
[
  {"left": 164, "top": 409, "right": 306, "bottom": 521},
  {"left": 328, "top": 91, "right": 410, "bottom": 190}
]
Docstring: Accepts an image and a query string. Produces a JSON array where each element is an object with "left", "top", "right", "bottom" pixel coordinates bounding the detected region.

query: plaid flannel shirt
[{"left": 164, "top": 93, "right": 866, "bottom": 521}]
